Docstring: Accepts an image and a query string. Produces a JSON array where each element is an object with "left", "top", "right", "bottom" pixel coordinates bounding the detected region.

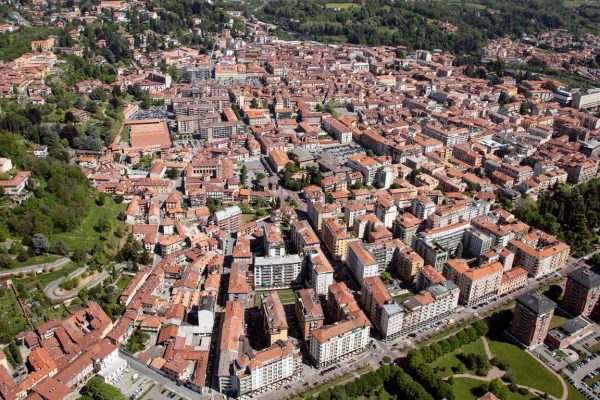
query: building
[
  {"left": 361, "top": 276, "right": 404, "bottom": 340},
  {"left": 261, "top": 291, "right": 289, "bottom": 345},
  {"left": 443, "top": 260, "right": 502, "bottom": 307},
  {"left": 214, "top": 206, "right": 242, "bottom": 233},
  {"left": 291, "top": 220, "right": 320, "bottom": 253},
  {"left": 263, "top": 224, "right": 286, "bottom": 257},
  {"left": 561, "top": 267, "right": 600, "bottom": 318},
  {"left": 347, "top": 240, "right": 379, "bottom": 283},
  {"left": 306, "top": 247, "right": 334, "bottom": 297},
  {"left": 234, "top": 340, "right": 301, "bottom": 398},
  {"left": 295, "top": 289, "right": 325, "bottom": 341},
  {"left": 322, "top": 218, "right": 350, "bottom": 261},
  {"left": 396, "top": 245, "right": 425, "bottom": 282},
  {"left": 508, "top": 230, "right": 570, "bottom": 278},
  {"left": 254, "top": 254, "right": 303, "bottom": 290},
  {"left": 414, "top": 222, "right": 469, "bottom": 271},
  {"left": 400, "top": 280, "right": 460, "bottom": 334},
  {"left": 572, "top": 88, "right": 600, "bottom": 110},
  {"left": 217, "top": 301, "right": 245, "bottom": 394},
  {"left": 545, "top": 316, "right": 595, "bottom": 350},
  {"left": 309, "top": 318, "right": 371, "bottom": 368},
  {"left": 510, "top": 293, "right": 556, "bottom": 348}
]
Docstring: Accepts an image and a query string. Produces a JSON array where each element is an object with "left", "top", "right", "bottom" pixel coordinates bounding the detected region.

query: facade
[
  {"left": 508, "top": 231, "right": 570, "bottom": 278},
  {"left": 322, "top": 218, "right": 350, "bottom": 261},
  {"left": 347, "top": 240, "right": 379, "bottom": 283},
  {"left": 307, "top": 247, "right": 335, "bottom": 297},
  {"left": 234, "top": 340, "right": 301, "bottom": 398},
  {"left": 254, "top": 254, "right": 303, "bottom": 289},
  {"left": 361, "top": 276, "right": 404, "bottom": 340},
  {"left": 561, "top": 267, "right": 600, "bottom": 318},
  {"left": 214, "top": 206, "right": 242, "bottom": 233},
  {"left": 309, "top": 319, "right": 370, "bottom": 368},
  {"left": 295, "top": 288, "right": 325, "bottom": 341},
  {"left": 443, "top": 260, "right": 503, "bottom": 307},
  {"left": 510, "top": 293, "right": 556, "bottom": 348},
  {"left": 262, "top": 291, "right": 289, "bottom": 345},
  {"left": 400, "top": 281, "right": 460, "bottom": 334}
]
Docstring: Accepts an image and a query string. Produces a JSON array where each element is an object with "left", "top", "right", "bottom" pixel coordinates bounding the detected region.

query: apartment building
[
  {"left": 253, "top": 254, "right": 303, "bottom": 290},
  {"left": 400, "top": 280, "right": 460, "bottom": 334},
  {"left": 214, "top": 206, "right": 242, "bottom": 233},
  {"left": 375, "top": 196, "right": 398, "bottom": 229},
  {"left": 413, "top": 221, "right": 469, "bottom": 271},
  {"left": 507, "top": 230, "right": 570, "bottom": 278},
  {"left": 396, "top": 245, "right": 425, "bottom": 282},
  {"left": 263, "top": 224, "right": 286, "bottom": 257},
  {"left": 322, "top": 117, "right": 352, "bottom": 144},
  {"left": 309, "top": 318, "right": 371, "bottom": 368},
  {"left": 510, "top": 293, "right": 556, "bottom": 348},
  {"left": 261, "top": 292, "right": 289, "bottom": 345},
  {"left": 234, "top": 340, "right": 301, "bottom": 399},
  {"left": 443, "top": 259, "right": 503, "bottom": 307},
  {"left": 322, "top": 218, "right": 350, "bottom": 261},
  {"left": 307, "top": 247, "right": 334, "bottom": 297},
  {"left": 295, "top": 288, "right": 325, "bottom": 341},
  {"left": 393, "top": 212, "right": 423, "bottom": 247},
  {"left": 291, "top": 220, "right": 320, "bottom": 253},
  {"left": 217, "top": 301, "right": 245, "bottom": 395},
  {"left": 361, "top": 276, "right": 404, "bottom": 340},
  {"left": 344, "top": 202, "right": 367, "bottom": 228},
  {"left": 365, "top": 239, "right": 404, "bottom": 274},
  {"left": 347, "top": 240, "right": 379, "bottom": 283},
  {"left": 561, "top": 267, "right": 600, "bottom": 318},
  {"left": 346, "top": 154, "right": 381, "bottom": 185}
]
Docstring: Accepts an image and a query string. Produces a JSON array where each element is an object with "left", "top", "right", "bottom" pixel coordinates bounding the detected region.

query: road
[
  {"left": 0, "top": 257, "right": 70, "bottom": 279},
  {"left": 120, "top": 350, "right": 218, "bottom": 400},
  {"left": 44, "top": 265, "right": 113, "bottom": 302}
]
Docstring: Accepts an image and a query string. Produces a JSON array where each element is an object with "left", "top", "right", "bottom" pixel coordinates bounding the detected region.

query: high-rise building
[
  {"left": 306, "top": 247, "right": 334, "bottom": 297},
  {"left": 562, "top": 267, "right": 600, "bottom": 318},
  {"left": 254, "top": 254, "right": 303, "bottom": 290},
  {"left": 295, "top": 288, "right": 325, "bottom": 341},
  {"left": 511, "top": 293, "right": 556, "bottom": 348}
]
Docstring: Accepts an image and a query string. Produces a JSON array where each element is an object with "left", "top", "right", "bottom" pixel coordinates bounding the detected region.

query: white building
[
  {"left": 254, "top": 254, "right": 303, "bottom": 289},
  {"left": 347, "top": 241, "right": 379, "bottom": 283},
  {"left": 309, "top": 318, "right": 371, "bottom": 368}
]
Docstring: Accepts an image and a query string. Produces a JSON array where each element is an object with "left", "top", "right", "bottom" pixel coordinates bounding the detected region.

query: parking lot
[
  {"left": 112, "top": 368, "right": 156, "bottom": 400},
  {"left": 142, "top": 384, "right": 189, "bottom": 400},
  {"left": 565, "top": 354, "right": 600, "bottom": 399}
]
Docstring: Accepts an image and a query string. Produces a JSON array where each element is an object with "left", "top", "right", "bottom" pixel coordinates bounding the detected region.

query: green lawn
[
  {"left": 241, "top": 213, "right": 256, "bottom": 224},
  {"left": 488, "top": 340, "right": 564, "bottom": 398},
  {"left": 50, "top": 198, "right": 127, "bottom": 254},
  {"left": 431, "top": 338, "right": 487, "bottom": 377},
  {"left": 13, "top": 254, "right": 62, "bottom": 269},
  {"left": 0, "top": 287, "right": 29, "bottom": 341},
  {"left": 116, "top": 275, "right": 132, "bottom": 291},
  {"left": 451, "top": 378, "right": 536, "bottom": 400},
  {"left": 254, "top": 288, "right": 297, "bottom": 307},
  {"left": 15, "top": 261, "right": 80, "bottom": 288}
]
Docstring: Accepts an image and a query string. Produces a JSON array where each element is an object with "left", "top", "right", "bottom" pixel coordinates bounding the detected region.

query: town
[{"left": 0, "top": 1, "right": 600, "bottom": 400}]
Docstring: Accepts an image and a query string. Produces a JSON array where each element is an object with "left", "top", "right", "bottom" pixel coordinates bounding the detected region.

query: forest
[
  {"left": 257, "top": 0, "right": 600, "bottom": 55},
  {"left": 514, "top": 178, "right": 600, "bottom": 256}
]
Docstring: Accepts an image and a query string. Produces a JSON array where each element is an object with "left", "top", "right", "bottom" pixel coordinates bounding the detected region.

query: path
[
  {"left": 526, "top": 349, "right": 568, "bottom": 400},
  {"left": 482, "top": 337, "right": 493, "bottom": 359},
  {"left": 44, "top": 266, "right": 111, "bottom": 303},
  {"left": 448, "top": 374, "right": 560, "bottom": 400},
  {"left": 0, "top": 257, "right": 70, "bottom": 279}
]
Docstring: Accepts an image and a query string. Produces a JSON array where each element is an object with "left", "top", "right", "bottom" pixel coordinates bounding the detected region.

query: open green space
[
  {"left": 254, "top": 288, "right": 297, "bottom": 307},
  {"left": 13, "top": 254, "right": 62, "bottom": 269},
  {"left": 116, "top": 275, "right": 132, "bottom": 291},
  {"left": 431, "top": 338, "right": 487, "bottom": 377},
  {"left": 291, "top": 365, "right": 373, "bottom": 399},
  {"left": 550, "top": 314, "right": 569, "bottom": 330},
  {"left": 488, "top": 339, "right": 564, "bottom": 398},
  {"left": 51, "top": 198, "right": 127, "bottom": 254},
  {"left": 15, "top": 261, "right": 80, "bottom": 288},
  {"left": 0, "top": 287, "right": 28, "bottom": 343}
]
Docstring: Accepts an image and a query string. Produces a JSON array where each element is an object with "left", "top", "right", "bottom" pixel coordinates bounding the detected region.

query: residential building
[
  {"left": 561, "top": 267, "right": 600, "bottom": 318},
  {"left": 510, "top": 293, "right": 556, "bottom": 348}
]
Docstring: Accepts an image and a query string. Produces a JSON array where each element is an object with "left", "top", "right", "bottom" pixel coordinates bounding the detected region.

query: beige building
[
  {"left": 261, "top": 291, "right": 288, "bottom": 345},
  {"left": 443, "top": 259, "right": 503, "bottom": 307}
]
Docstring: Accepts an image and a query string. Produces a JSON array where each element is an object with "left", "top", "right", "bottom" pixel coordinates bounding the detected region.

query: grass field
[
  {"left": 451, "top": 377, "right": 538, "bottom": 400},
  {"left": 0, "top": 287, "right": 29, "bottom": 341},
  {"left": 116, "top": 275, "right": 132, "bottom": 291},
  {"left": 13, "top": 254, "right": 62, "bottom": 269},
  {"left": 292, "top": 365, "right": 373, "bottom": 399},
  {"left": 16, "top": 261, "right": 80, "bottom": 288},
  {"left": 325, "top": 2, "right": 361, "bottom": 9},
  {"left": 431, "top": 338, "right": 487, "bottom": 377},
  {"left": 550, "top": 314, "right": 569, "bottom": 330},
  {"left": 488, "top": 340, "right": 564, "bottom": 398},
  {"left": 50, "top": 198, "right": 127, "bottom": 254},
  {"left": 254, "top": 288, "right": 297, "bottom": 307}
]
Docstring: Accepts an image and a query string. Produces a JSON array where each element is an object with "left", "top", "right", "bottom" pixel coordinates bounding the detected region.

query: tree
[
  {"left": 31, "top": 233, "right": 49, "bottom": 255},
  {"left": 250, "top": 98, "right": 259, "bottom": 108},
  {"left": 166, "top": 167, "right": 179, "bottom": 180},
  {"left": 81, "top": 376, "right": 126, "bottom": 400},
  {"left": 0, "top": 254, "right": 14, "bottom": 269},
  {"left": 240, "top": 164, "right": 248, "bottom": 185}
]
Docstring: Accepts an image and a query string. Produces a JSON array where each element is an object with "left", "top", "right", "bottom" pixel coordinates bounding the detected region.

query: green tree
[{"left": 240, "top": 164, "right": 248, "bottom": 185}]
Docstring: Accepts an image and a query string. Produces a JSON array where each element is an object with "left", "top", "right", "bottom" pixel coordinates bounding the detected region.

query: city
[{"left": 0, "top": 1, "right": 600, "bottom": 400}]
